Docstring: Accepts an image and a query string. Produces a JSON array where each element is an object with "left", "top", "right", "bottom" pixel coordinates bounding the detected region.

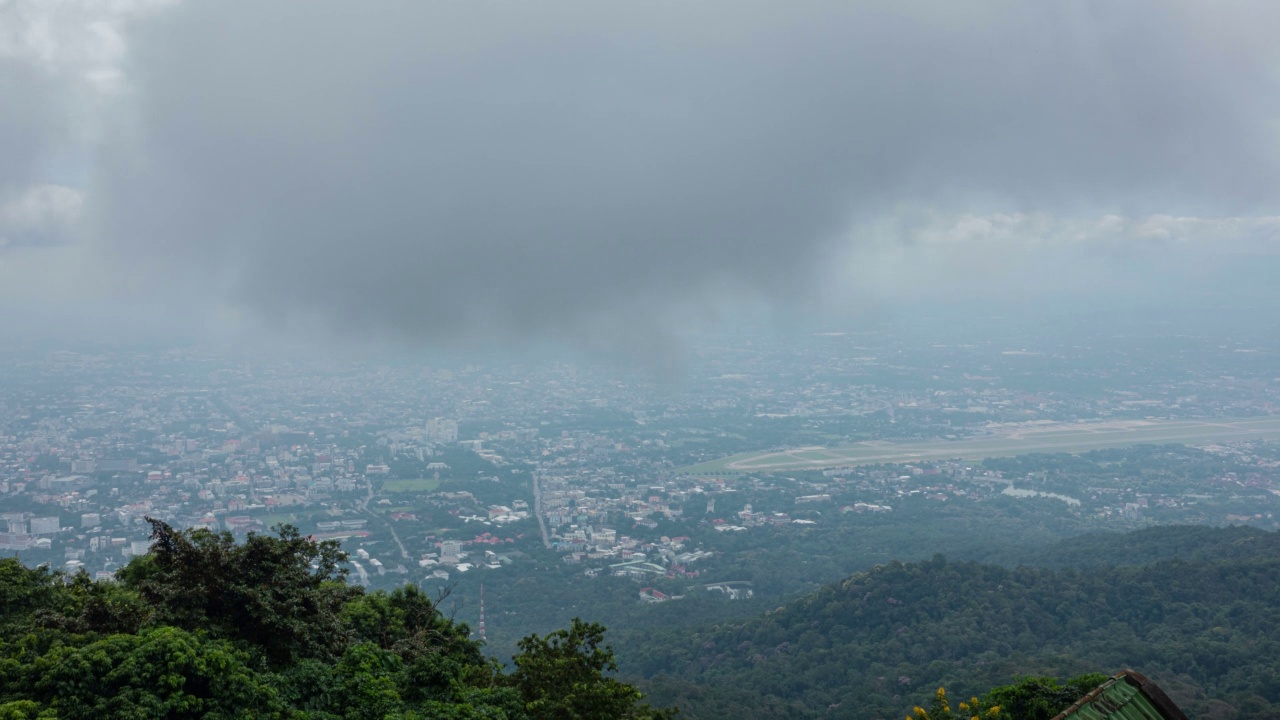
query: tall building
[
  {"left": 426, "top": 417, "right": 459, "bottom": 444},
  {"left": 29, "top": 517, "right": 60, "bottom": 535}
]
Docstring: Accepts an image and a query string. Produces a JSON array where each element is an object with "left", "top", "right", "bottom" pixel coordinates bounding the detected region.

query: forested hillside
[
  {"left": 1000, "top": 524, "right": 1280, "bottom": 569},
  {"left": 618, "top": 531, "right": 1280, "bottom": 720},
  {"left": 4, "top": 522, "right": 1279, "bottom": 720},
  {"left": 0, "top": 520, "right": 671, "bottom": 720}
]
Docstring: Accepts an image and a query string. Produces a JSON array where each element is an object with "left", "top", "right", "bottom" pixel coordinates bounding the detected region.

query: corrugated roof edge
[{"left": 1049, "top": 670, "right": 1189, "bottom": 720}]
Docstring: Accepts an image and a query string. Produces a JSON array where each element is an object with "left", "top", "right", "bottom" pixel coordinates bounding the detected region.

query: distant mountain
[{"left": 617, "top": 527, "right": 1280, "bottom": 719}]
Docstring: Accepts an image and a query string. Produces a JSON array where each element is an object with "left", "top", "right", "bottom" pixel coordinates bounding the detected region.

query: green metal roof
[{"left": 1052, "top": 671, "right": 1188, "bottom": 720}]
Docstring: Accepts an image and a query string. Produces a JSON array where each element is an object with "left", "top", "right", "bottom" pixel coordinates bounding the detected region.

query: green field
[
  {"left": 680, "top": 416, "right": 1280, "bottom": 475},
  {"left": 382, "top": 478, "right": 442, "bottom": 493},
  {"left": 259, "top": 513, "right": 298, "bottom": 528}
]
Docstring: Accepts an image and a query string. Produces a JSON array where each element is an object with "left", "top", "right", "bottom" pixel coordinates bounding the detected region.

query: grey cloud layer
[
  {"left": 77, "top": 0, "right": 1280, "bottom": 344},
  {"left": 1, "top": 64, "right": 61, "bottom": 192}
]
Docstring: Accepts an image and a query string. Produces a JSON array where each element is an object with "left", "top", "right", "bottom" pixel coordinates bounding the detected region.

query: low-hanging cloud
[
  {"left": 11, "top": 0, "right": 1280, "bottom": 348},
  {"left": 0, "top": 184, "right": 83, "bottom": 250},
  {"left": 0, "top": 64, "right": 63, "bottom": 220}
]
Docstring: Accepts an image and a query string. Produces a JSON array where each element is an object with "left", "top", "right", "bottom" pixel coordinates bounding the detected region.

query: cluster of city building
[{"left": 2, "top": 332, "right": 1278, "bottom": 587}]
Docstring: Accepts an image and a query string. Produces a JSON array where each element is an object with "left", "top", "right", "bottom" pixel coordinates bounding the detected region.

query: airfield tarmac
[{"left": 680, "top": 416, "right": 1280, "bottom": 474}]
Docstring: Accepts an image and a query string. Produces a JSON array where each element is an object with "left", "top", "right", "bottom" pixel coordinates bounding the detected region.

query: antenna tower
[{"left": 478, "top": 583, "right": 486, "bottom": 642}]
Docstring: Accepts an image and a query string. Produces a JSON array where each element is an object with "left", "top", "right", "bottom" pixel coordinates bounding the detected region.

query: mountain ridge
[{"left": 616, "top": 526, "right": 1280, "bottom": 719}]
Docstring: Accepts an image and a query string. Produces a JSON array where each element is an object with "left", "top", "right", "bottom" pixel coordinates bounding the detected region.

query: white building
[
  {"left": 426, "top": 417, "right": 459, "bottom": 444},
  {"left": 29, "top": 517, "right": 60, "bottom": 535}
]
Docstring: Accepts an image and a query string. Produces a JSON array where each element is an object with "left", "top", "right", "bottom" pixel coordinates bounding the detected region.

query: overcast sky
[{"left": 2, "top": 0, "right": 1278, "bottom": 354}]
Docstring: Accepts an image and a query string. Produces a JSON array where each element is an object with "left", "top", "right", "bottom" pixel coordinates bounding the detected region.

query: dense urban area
[{"left": 3, "top": 319, "right": 1279, "bottom": 654}]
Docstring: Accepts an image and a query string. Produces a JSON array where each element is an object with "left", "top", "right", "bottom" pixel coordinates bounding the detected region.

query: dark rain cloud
[{"left": 72, "top": 0, "right": 1280, "bottom": 348}]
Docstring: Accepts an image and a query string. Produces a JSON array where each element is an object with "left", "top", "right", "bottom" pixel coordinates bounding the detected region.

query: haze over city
[{"left": 3, "top": 2, "right": 1280, "bottom": 719}]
